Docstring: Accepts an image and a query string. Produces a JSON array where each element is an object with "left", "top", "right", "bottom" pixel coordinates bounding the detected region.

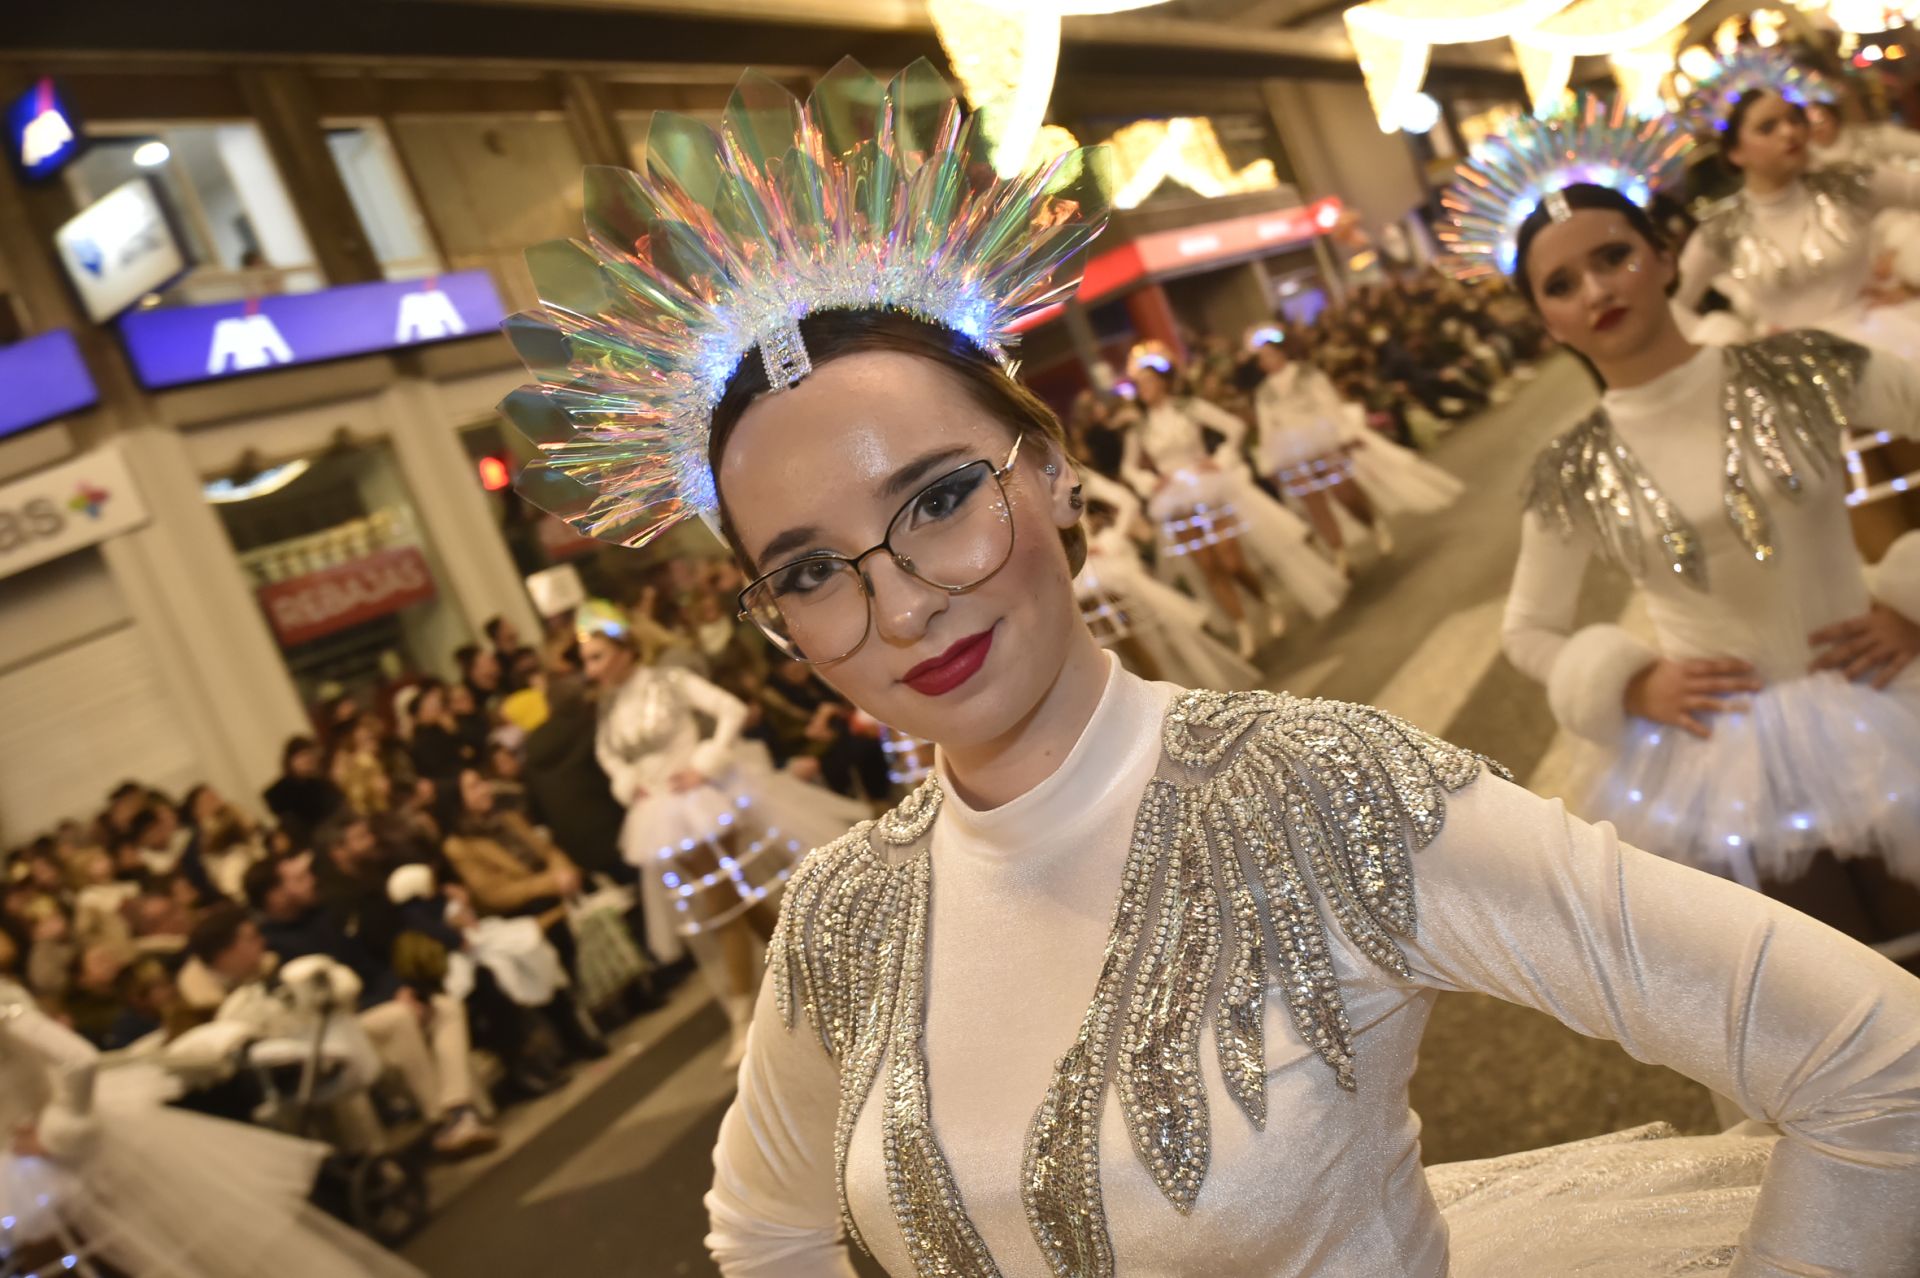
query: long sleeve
[
  {"left": 1185, "top": 396, "right": 1249, "bottom": 465},
  {"left": 705, "top": 977, "right": 858, "bottom": 1277},
  {"left": 1119, "top": 427, "right": 1156, "bottom": 499},
  {"left": 1868, "top": 159, "right": 1920, "bottom": 211},
  {"left": 1, "top": 997, "right": 100, "bottom": 1161},
  {"left": 1675, "top": 229, "right": 1728, "bottom": 314},
  {"left": 675, "top": 669, "right": 748, "bottom": 779},
  {"left": 1856, "top": 345, "right": 1920, "bottom": 436},
  {"left": 1502, "top": 511, "right": 1655, "bottom": 744},
  {"left": 1399, "top": 774, "right": 1920, "bottom": 1276}
]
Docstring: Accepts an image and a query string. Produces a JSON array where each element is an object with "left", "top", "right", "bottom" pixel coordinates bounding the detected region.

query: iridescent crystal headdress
[
  {"left": 500, "top": 58, "right": 1114, "bottom": 550},
  {"left": 1439, "top": 94, "right": 1693, "bottom": 278},
  {"left": 1678, "top": 46, "right": 1837, "bottom": 135}
]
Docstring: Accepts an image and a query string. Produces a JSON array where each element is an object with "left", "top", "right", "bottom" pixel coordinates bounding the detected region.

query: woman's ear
[{"left": 1036, "top": 437, "right": 1082, "bottom": 531}]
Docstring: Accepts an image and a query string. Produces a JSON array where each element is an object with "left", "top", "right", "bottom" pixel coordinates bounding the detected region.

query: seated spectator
[
  {"left": 101, "top": 780, "right": 149, "bottom": 844},
  {"left": 329, "top": 715, "right": 394, "bottom": 818},
  {"left": 458, "top": 643, "right": 505, "bottom": 712},
  {"left": 242, "top": 858, "right": 498, "bottom": 1157},
  {"left": 64, "top": 942, "right": 131, "bottom": 1045},
  {"left": 484, "top": 615, "right": 535, "bottom": 694},
  {"left": 102, "top": 954, "right": 180, "bottom": 1050},
  {"left": 448, "top": 682, "right": 492, "bottom": 765},
  {"left": 25, "top": 906, "right": 77, "bottom": 1001},
  {"left": 498, "top": 652, "right": 549, "bottom": 733},
  {"left": 263, "top": 735, "right": 346, "bottom": 848},
  {"left": 441, "top": 767, "right": 581, "bottom": 976},
  {"left": 178, "top": 902, "right": 269, "bottom": 1015},
  {"left": 124, "top": 886, "right": 194, "bottom": 962},
  {"left": 71, "top": 848, "right": 138, "bottom": 953}
]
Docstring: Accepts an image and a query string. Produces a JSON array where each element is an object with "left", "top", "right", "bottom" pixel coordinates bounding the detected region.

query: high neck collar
[
  {"left": 1744, "top": 176, "right": 1804, "bottom": 209},
  {"left": 933, "top": 652, "right": 1171, "bottom": 862},
  {"left": 1601, "top": 342, "right": 1720, "bottom": 423}
]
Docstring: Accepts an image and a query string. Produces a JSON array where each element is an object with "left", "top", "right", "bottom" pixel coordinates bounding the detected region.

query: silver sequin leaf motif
[
  {"left": 770, "top": 691, "right": 1502, "bottom": 1277},
  {"left": 1522, "top": 330, "right": 1868, "bottom": 591},
  {"left": 1698, "top": 166, "right": 1872, "bottom": 296}
]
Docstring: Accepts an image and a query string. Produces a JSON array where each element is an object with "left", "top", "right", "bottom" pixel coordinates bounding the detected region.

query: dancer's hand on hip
[
  {"left": 1810, "top": 603, "right": 1920, "bottom": 688},
  {"left": 1624, "top": 657, "right": 1763, "bottom": 739}
]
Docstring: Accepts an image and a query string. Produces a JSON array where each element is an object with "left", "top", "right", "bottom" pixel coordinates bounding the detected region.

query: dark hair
[
  {"left": 127, "top": 808, "right": 164, "bottom": 842},
  {"left": 109, "top": 780, "right": 143, "bottom": 803},
  {"left": 188, "top": 902, "right": 254, "bottom": 963},
  {"left": 1510, "top": 183, "right": 1669, "bottom": 304},
  {"left": 311, "top": 815, "right": 366, "bottom": 859},
  {"left": 241, "top": 858, "right": 284, "bottom": 914},
  {"left": 484, "top": 616, "right": 509, "bottom": 646},
  {"left": 453, "top": 644, "right": 481, "bottom": 678},
  {"left": 1722, "top": 90, "right": 1806, "bottom": 168},
  {"left": 705, "top": 309, "right": 1087, "bottom": 577},
  {"left": 281, "top": 735, "right": 317, "bottom": 771}
]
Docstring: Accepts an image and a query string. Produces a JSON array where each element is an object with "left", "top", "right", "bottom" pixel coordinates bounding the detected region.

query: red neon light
[{"left": 477, "top": 456, "right": 511, "bottom": 491}]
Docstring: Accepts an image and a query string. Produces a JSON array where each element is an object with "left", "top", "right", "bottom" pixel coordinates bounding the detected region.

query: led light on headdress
[
  {"left": 573, "top": 598, "right": 631, "bottom": 646},
  {"left": 1676, "top": 45, "right": 1836, "bottom": 134},
  {"left": 1439, "top": 93, "right": 1692, "bottom": 278},
  {"left": 1126, "top": 340, "right": 1176, "bottom": 377},
  {"left": 1245, "top": 325, "right": 1285, "bottom": 351},
  {"left": 499, "top": 58, "right": 1114, "bottom": 551}
]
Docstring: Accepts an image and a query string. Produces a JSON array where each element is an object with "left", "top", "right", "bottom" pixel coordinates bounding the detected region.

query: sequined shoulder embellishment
[{"left": 1522, "top": 331, "right": 1868, "bottom": 591}]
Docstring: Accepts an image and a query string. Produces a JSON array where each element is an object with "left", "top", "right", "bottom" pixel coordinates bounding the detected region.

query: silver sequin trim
[
  {"left": 1697, "top": 166, "right": 1872, "bottom": 295},
  {"left": 1522, "top": 330, "right": 1868, "bottom": 591},
  {"left": 770, "top": 691, "right": 1502, "bottom": 1276}
]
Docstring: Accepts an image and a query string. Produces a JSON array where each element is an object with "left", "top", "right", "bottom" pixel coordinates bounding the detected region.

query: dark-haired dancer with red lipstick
[
  {"left": 1464, "top": 108, "right": 1920, "bottom": 956},
  {"left": 506, "top": 62, "right": 1920, "bottom": 1278}
]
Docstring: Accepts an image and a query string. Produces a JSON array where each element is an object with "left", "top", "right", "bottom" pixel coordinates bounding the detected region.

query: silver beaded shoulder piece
[
  {"left": 767, "top": 689, "right": 1503, "bottom": 1277},
  {"left": 1521, "top": 329, "right": 1869, "bottom": 592},
  {"left": 1697, "top": 164, "right": 1872, "bottom": 293}
]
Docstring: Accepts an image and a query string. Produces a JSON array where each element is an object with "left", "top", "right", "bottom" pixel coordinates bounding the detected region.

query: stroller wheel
[{"left": 347, "top": 1152, "right": 430, "bottom": 1247}]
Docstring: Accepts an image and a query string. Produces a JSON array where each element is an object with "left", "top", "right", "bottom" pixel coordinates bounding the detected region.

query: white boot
[
  {"left": 723, "top": 993, "right": 756, "bottom": 1070},
  {"left": 1234, "top": 618, "right": 1259, "bottom": 660}
]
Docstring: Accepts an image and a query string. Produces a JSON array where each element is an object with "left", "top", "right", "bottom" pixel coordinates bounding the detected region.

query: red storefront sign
[{"left": 257, "top": 545, "right": 437, "bottom": 646}]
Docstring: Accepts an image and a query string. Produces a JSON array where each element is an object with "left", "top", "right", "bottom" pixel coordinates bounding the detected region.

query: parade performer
[
  {"left": 1, "top": 981, "right": 426, "bottom": 1278},
  {"left": 575, "top": 601, "right": 862, "bottom": 1065},
  {"left": 1443, "top": 99, "right": 1920, "bottom": 948},
  {"left": 502, "top": 60, "right": 1920, "bottom": 1276}
]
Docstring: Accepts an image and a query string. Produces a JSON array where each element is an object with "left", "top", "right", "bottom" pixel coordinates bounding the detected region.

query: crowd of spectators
[{"left": 0, "top": 561, "right": 895, "bottom": 1180}]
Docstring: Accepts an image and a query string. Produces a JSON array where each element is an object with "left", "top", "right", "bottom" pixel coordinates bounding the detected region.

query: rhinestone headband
[
  {"left": 500, "top": 58, "right": 1114, "bottom": 549},
  {"left": 1438, "top": 93, "right": 1693, "bottom": 279}
]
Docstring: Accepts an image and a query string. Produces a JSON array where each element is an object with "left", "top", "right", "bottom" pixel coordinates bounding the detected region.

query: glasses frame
[{"left": 736, "top": 434, "right": 1026, "bottom": 664}]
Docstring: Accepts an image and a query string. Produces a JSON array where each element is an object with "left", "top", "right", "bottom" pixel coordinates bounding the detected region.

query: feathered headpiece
[
  {"left": 1439, "top": 94, "right": 1693, "bottom": 278},
  {"left": 1676, "top": 46, "right": 1837, "bottom": 135},
  {"left": 500, "top": 57, "right": 1114, "bottom": 550}
]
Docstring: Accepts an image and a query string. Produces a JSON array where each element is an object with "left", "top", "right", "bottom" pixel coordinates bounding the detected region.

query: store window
[
  {"left": 207, "top": 442, "right": 470, "bottom": 705},
  {"left": 324, "top": 123, "right": 442, "bottom": 281},
  {"left": 64, "top": 123, "right": 324, "bottom": 303}
]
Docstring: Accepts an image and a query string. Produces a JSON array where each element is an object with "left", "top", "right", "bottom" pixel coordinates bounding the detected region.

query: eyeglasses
[{"left": 737, "top": 436, "right": 1024, "bottom": 664}]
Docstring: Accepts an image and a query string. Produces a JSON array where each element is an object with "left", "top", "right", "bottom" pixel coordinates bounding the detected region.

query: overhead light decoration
[
  {"left": 1400, "top": 92, "right": 1444, "bottom": 133},
  {"left": 927, "top": 0, "right": 1169, "bottom": 177},
  {"left": 131, "top": 140, "right": 170, "bottom": 168},
  {"left": 1105, "top": 116, "right": 1280, "bottom": 209},
  {"left": 1343, "top": 0, "right": 1712, "bottom": 127},
  {"left": 203, "top": 458, "right": 311, "bottom": 503}
]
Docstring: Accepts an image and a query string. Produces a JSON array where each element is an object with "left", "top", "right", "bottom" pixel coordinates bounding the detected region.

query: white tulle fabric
[
  {"left": 1076, "top": 522, "right": 1261, "bottom": 691},
  {"left": 706, "top": 660, "right": 1920, "bottom": 1276},
  {"left": 598, "top": 666, "right": 867, "bottom": 963},
  {"left": 1, "top": 993, "right": 423, "bottom": 1278},
  {"left": 1504, "top": 342, "right": 1920, "bottom": 883},
  {"left": 1335, "top": 406, "right": 1464, "bottom": 517}
]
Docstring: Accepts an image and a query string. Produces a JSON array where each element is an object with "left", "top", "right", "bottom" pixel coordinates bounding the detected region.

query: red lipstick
[
  {"left": 1594, "top": 306, "right": 1627, "bottom": 332},
  {"left": 902, "top": 626, "right": 996, "bottom": 696}
]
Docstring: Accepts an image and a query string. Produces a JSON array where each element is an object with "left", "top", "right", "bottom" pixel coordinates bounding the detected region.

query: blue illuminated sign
[
  {"left": 8, "top": 78, "right": 83, "bottom": 181},
  {"left": 0, "top": 331, "right": 98, "bottom": 439},
  {"left": 117, "top": 270, "right": 507, "bottom": 390}
]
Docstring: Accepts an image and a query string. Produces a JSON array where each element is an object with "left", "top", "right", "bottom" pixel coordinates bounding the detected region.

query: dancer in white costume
[
  {"left": 1073, "top": 469, "right": 1260, "bottom": 691},
  {"left": 577, "top": 602, "right": 864, "bottom": 1065},
  {"left": 1246, "top": 325, "right": 1386, "bottom": 571},
  {"left": 1120, "top": 343, "right": 1346, "bottom": 656},
  {"left": 1676, "top": 87, "right": 1920, "bottom": 357},
  {"left": 499, "top": 59, "right": 1920, "bottom": 1276},
  {"left": 0, "top": 982, "right": 425, "bottom": 1278},
  {"left": 1497, "top": 180, "right": 1920, "bottom": 953},
  {"left": 1807, "top": 95, "right": 1920, "bottom": 295}
]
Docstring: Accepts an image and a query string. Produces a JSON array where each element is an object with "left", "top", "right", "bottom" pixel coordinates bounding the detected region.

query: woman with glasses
[
  {"left": 575, "top": 602, "right": 863, "bottom": 1067},
  {"left": 504, "top": 61, "right": 1920, "bottom": 1278}
]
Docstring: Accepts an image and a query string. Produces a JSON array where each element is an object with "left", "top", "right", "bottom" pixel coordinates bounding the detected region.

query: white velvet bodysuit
[{"left": 707, "top": 656, "right": 1920, "bottom": 1276}]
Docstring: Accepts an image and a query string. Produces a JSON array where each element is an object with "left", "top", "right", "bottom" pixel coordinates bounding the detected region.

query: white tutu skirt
[
  {"left": 1434, "top": 1122, "right": 1770, "bottom": 1275},
  {"left": 1255, "top": 416, "right": 1343, "bottom": 478},
  {"left": 1077, "top": 550, "right": 1261, "bottom": 691},
  {"left": 0, "top": 1069, "right": 422, "bottom": 1278},
  {"left": 1345, "top": 429, "right": 1464, "bottom": 517},
  {"left": 620, "top": 745, "right": 867, "bottom": 964},
  {"left": 1224, "top": 467, "right": 1348, "bottom": 621},
  {"left": 1587, "top": 671, "right": 1920, "bottom": 885}
]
